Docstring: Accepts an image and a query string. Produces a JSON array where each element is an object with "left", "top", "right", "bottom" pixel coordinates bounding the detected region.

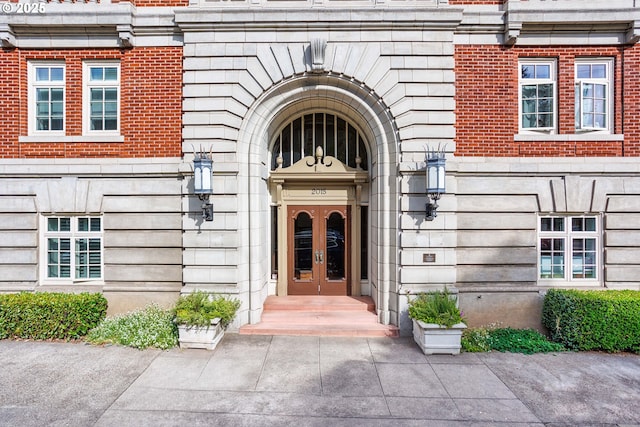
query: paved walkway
[{"left": 1, "top": 335, "right": 639, "bottom": 426}]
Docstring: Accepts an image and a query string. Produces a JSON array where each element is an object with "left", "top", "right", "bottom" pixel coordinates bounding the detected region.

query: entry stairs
[{"left": 239, "top": 296, "right": 399, "bottom": 337}]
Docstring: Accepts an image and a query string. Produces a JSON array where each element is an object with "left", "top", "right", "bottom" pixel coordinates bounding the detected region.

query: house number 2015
[{"left": 311, "top": 188, "right": 327, "bottom": 195}]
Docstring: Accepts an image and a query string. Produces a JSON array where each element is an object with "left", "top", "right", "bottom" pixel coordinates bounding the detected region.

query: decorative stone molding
[
  {"left": 117, "top": 24, "right": 134, "bottom": 48},
  {"left": 0, "top": 24, "right": 16, "bottom": 48},
  {"left": 504, "top": 20, "right": 521, "bottom": 46},
  {"left": 627, "top": 21, "right": 640, "bottom": 44},
  {"left": 503, "top": 0, "right": 640, "bottom": 46},
  {"left": 310, "top": 38, "right": 327, "bottom": 73},
  {"left": 0, "top": 4, "right": 180, "bottom": 48},
  {"left": 270, "top": 150, "right": 368, "bottom": 184},
  {"left": 550, "top": 176, "right": 597, "bottom": 213}
]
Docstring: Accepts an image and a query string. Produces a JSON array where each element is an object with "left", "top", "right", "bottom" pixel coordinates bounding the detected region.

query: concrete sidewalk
[{"left": 1, "top": 335, "right": 639, "bottom": 426}]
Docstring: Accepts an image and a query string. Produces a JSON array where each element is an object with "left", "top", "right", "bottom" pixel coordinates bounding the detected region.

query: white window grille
[
  {"left": 539, "top": 215, "right": 599, "bottom": 283},
  {"left": 28, "top": 62, "right": 65, "bottom": 135},
  {"left": 519, "top": 60, "right": 556, "bottom": 133},
  {"left": 575, "top": 59, "right": 613, "bottom": 133},
  {"left": 42, "top": 216, "right": 103, "bottom": 283},
  {"left": 83, "top": 61, "right": 120, "bottom": 135}
]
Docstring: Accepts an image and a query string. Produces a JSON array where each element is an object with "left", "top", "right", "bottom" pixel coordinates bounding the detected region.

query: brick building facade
[{"left": 1, "top": 0, "right": 639, "bottom": 334}]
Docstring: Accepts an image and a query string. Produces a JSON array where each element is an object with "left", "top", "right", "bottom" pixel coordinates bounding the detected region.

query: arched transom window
[{"left": 270, "top": 113, "right": 368, "bottom": 171}]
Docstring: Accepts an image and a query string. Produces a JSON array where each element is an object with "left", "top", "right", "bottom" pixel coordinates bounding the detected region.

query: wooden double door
[{"left": 287, "top": 205, "right": 350, "bottom": 295}]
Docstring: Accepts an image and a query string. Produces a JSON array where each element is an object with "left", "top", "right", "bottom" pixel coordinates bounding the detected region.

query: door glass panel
[
  {"left": 294, "top": 212, "right": 313, "bottom": 280},
  {"left": 326, "top": 212, "right": 345, "bottom": 280}
]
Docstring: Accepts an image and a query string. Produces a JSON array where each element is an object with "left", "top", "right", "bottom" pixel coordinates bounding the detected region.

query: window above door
[{"left": 271, "top": 112, "right": 368, "bottom": 171}]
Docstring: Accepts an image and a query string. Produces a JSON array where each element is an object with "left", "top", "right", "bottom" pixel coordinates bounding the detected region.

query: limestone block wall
[
  {"left": 0, "top": 195, "right": 37, "bottom": 290},
  {"left": 0, "top": 159, "right": 183, "bottom": 315},
  {"left": 0, "top": 3, "right": 185, "bottom": 313},
  {"left": 177, "top": 6, "right": 461, "bottom": 327},
  {"left": 605, "top": 195, "right": 640, "bottom": 289},
  {"left": 450, "top": 158, "right": 640, "bottom": 329}
]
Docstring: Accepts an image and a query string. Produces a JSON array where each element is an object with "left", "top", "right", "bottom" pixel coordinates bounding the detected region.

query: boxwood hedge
[
  {"left": 0, "top": 292, "right": 107, "bottom": 340},
  {"left": 542, "top": 289, "right": 640, "bottom": 353}
]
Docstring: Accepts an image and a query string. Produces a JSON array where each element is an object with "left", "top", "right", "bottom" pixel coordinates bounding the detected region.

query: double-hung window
[
  {"left": 83, "top": 62, "right": 120, "bottom": 134},
  {"left": 43, "top": 216, "right": 103, "bottom": 282},
  {"left": 575, "top": 59, "right": 613, "bottom": 133},
  {"left": 539, "top": 215, "right": 599, "bottom": 283},
  {"left": 519, "top": 60, "right": 556, "bottom": 133},
  {"left": 28, "top": 62, "right": 65, "bottom": 135}
]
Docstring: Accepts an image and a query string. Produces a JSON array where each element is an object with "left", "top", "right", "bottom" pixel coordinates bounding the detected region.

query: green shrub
[
  {"left": 0, "top": 292, "right": 107, "bottom": 340},
  {"left": 461, "top": 327, "right": 492, "bottom": 352},
  {"left": 87, "top": 304, "right": 178, "bottom": 350},
  {"left": 174, "top": 290, "right": 241, "bottom": 328},
  {"left": 407, "top": 288, "right": 465, "bottom": 328},
  {"left": 542, "top": 289, "right": 640, "bottom": 353},
  {"left": 487, "top": 328, "right": 565, "bottom": 354},
  {"left": 462, "top": 326, "right": 564, "bottom": 354}
]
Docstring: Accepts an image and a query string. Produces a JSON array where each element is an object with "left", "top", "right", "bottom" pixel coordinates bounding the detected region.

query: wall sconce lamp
[
  {"left": 426, "top": 149, "right": 446, "bottom": 221},
  {"left": 193, "top": 150, "right": 213, "bottom": 221}
]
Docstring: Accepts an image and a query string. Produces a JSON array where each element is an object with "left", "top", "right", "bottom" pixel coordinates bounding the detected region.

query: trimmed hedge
[
  {"left": 542, "top": 289, "right": 640, "bottom": 353},
  {"left": 0, "top": 292, "right": 107, "bottom": 340}
]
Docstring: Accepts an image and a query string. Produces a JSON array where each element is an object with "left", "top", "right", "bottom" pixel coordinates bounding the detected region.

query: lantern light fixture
[
  {"left": 425, "top": 148, "right": 446, "bottom": 221},
  {"left": 193, "top": 149, "right": 213, "bottom": 221}
]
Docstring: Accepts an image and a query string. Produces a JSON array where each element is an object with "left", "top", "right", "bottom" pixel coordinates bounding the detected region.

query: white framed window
[
  {"left": 539, "top": 215, "right": 600, "bottom": 284},
  {"left": 83, "top": 61, "right": 120, "bottom": 135},
  {"left": 28, "top": 62, "right": 65, "bottom": 136},
  {"left": 519, "top": 60, "right": 556, "bottom": 133},
  {"left": 42, "top": 216, "right": 103, "bottom": 283},
  {"left": 575, "top": 59, "right": 613, "bottom": 133}
]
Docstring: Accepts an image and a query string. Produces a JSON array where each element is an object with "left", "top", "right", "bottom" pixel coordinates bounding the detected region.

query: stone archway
[{"left": 236, "top": 75, "right": 400, "bottom": 326}]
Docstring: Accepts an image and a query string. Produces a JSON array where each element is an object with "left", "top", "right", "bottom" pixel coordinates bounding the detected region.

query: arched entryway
[
  {"left": 236, "top": 75, "right": 399, "bottom": 327},
  {"left": 268, "top": 112, "right": 369, "bottom": 297}
]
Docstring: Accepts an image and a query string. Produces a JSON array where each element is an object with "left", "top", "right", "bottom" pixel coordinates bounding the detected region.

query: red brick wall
[
  {"left": 623, "top": 47, "right": 640, "bottom": 156},
  {"left": 0, "top": 50, "right": 20, "bottom": 158},
  {"left": 0, "top": 47, "right": 182, "bottom": 158},
  {"left": 454, "top": 45, "right": 634, "bottom": 157}
]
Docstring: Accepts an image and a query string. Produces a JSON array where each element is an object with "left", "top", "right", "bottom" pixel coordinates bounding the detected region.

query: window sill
[
  {"left": 515, "top": 134, "right": 623, "bottom": 142},
  {"left": 20, "top": 135, "right": 124, "bottom": 143},
  {"left": 538, "top": 281, "right": 602, "bottom": 287}
]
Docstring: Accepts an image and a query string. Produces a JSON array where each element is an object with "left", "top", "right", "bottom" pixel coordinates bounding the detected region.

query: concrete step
[
  {"left": 263, "top": 295, "right": 375, "bottom": 312},
  {"left": 239, "top": 296, "right": 399, "bottom": 337}
]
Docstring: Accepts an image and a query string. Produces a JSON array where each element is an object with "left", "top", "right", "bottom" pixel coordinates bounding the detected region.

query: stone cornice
[
  {"left": 0, "top": 3, "right": 182, "bottom": 48},
  {"left": 503, "top": 0, "right": 640, "bottom": 46},
  {"left": 456, "top": 2, "right": 640, "bottom": 45},
  {"left": 175, "top": 8, "right": 464, "bottom": 32},
  {"left": 1, "top": 1, "right": 638, "bottom": 47}
]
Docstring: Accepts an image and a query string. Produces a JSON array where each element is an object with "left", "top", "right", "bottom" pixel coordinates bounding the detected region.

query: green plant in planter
[
  {"left": 408, "top": 287, "right": 465, "bottom": 328},
  {"left": 173, "top": 291, "right": 240, "bottom": 329}
]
